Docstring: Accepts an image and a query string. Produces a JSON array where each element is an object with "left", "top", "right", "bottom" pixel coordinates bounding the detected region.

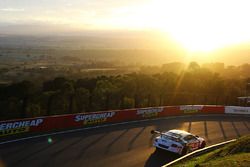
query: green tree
[{"left": 75, "top": 88, "right": 90, "bottom": 113}]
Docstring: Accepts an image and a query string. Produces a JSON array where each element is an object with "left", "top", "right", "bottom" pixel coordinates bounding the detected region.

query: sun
[
  {"left": 107, "top": 0, "right": 250, "bottom": 52},
  {"left": 69, "top": 0, "right": 250, "bottom": 52},
  {"left": 153, "top": 0, "right": 250, "bottom": 52}
]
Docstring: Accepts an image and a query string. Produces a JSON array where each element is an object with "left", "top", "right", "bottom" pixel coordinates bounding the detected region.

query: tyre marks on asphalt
[
  {"left": 203, "top": 121, "right": 211, "bottom": 143},
  {"left": 218, "top": 121, "right": 227, "bottom": 140},
  {"left": 233, "top": 121, "right": 249, "bottom": 136},
  {"left": 53, "top": 133, "right": 109, "bottom": 167},
  {"left": 105, "top": 129, "right": 129, "bottom": 154},
  {"left": 64, "top": 126, "right": 155, "bottom": 167},
  {"left": 41, "top": 137, "right": 88, "bottom": 167},
  {"left": 128, "top": 126, "right": 146, "bottom": 151},
  {"left": 221, "top": 121, "right": 239, "bottom": 140},
  {"left": 243, "top": 121, "right": 250, "bottom": 131},
  {"left": 7, "top": 139, "right": 63, "bottom": 167}
]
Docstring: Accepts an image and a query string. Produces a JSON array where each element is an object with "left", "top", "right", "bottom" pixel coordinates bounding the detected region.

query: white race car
[{"left": 151, "top": 129, "right": 206, "bottom": 155}]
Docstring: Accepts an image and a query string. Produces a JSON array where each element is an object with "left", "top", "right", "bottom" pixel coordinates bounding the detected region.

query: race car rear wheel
[{"left": 200, "top": 141, "right": 206, "bottom": 149}]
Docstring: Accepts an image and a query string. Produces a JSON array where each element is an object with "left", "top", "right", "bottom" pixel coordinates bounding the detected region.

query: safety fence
[{"left": 0, "top": 105, "right": 249, "bottom": 137}]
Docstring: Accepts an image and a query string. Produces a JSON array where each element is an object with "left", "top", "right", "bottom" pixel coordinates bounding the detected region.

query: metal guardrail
[{"left": 162, "top": 139, "right": 237, "bottom": 167}]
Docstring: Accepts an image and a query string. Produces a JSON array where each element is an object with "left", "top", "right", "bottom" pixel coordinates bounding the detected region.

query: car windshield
[
  {"left": 162, "top": 132, "right": 182, "bottom": 142},
  {"left": 183, "top": 135, "right": 196, "bottom": 142},
  {"left": 166, "top": 132, "right": 182, "bottom": 138}
]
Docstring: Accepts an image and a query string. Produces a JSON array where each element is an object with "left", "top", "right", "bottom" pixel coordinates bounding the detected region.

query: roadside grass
[{"left": 173, "top": 135, "right": 250, "bottom": 167}]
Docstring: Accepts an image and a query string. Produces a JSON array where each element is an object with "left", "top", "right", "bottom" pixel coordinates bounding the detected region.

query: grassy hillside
[{"left": 174, "top": 135, "right": 250, "bottom": 167}]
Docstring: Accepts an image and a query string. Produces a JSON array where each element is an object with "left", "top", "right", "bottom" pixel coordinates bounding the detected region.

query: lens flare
[{"left": 47, "top": 137, "right": 53, "bottom": 144}]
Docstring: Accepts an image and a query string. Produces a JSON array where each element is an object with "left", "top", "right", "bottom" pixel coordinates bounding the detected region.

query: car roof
[{"left": 165, "top": 129, "right": 192, "bottom": 137}]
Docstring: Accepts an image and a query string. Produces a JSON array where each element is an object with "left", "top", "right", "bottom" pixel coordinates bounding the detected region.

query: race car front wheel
[{"left": 181, "top": 146, "right": 188, "bottom": 156}]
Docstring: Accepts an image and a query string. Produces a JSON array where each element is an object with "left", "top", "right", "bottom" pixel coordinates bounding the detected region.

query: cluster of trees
[
  {"left": 140, "top": 62, "right": 250, "bottom": 79},
  {"left": 0, "top": 62, "right": 249, "bottom": 120}
]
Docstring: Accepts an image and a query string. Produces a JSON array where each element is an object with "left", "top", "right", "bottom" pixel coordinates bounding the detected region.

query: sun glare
[
  {"left": 4, "top": 0, "right": 249, "bottom": 53},
  {"left": 150, "top": 0, "right": 250, "bottom": 52},
  {"left": 100, "top": 0, "right": 250, "bottom": 52}
]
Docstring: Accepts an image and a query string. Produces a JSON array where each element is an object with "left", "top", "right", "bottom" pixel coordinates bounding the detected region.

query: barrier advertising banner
[
  {"left": 0, "top": 105, "right": 227, "bottom": 137},
  {"left": 0, "top": 118, "right": 44, "bottom": 137},
  {"left": 136, "top": 107, "right": 164, "bottom": 118},
  {"left": 180, "top": 105, "right": 204, "bottom": 114},
  {"left": 225, "top": 106, "right": 250, "bottom": 115}
]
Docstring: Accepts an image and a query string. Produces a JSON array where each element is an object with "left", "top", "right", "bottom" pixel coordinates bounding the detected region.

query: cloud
[{"left": 0, "top": 8, "right": 25, "bottom": 12}]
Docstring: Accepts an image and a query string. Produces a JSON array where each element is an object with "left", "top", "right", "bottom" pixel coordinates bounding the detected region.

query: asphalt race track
[{"left": 0, "top": 115, "right": 249, "bottom": 167}]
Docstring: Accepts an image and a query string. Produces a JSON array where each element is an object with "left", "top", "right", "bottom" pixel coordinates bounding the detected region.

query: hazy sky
[
  {"left": 1, "top": 0, "right": 250, "bottom": 51},
  {"left": 0, "top": 0, "right": 148, "bottom": 29}
]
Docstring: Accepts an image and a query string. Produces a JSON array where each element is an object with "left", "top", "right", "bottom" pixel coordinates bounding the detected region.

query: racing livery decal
[
  {"left": 0, "top": 119, "right": 43, "bottom": 136},
  {"left": 75, "top": 112, "right": 115, "bottom": 125},
  {"left": 180, "top": 105, "right": 204, "bottom": 114},
  {"left": 137, "top": 107, "right": 164, "bottom": 118}
]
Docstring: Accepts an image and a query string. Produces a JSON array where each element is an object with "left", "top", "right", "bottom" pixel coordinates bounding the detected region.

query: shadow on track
[{"left": 144, "top": 149, "right": 180, "bottom": 167}]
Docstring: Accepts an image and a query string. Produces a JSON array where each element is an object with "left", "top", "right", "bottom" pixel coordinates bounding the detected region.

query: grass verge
[{"left": 173, "top": 135, "right": 250, "bottom": 167}]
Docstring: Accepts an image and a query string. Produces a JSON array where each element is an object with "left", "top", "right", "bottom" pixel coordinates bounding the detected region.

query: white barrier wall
[{"left": 225, "top": 106, "right": 250, "bottom": 115}]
